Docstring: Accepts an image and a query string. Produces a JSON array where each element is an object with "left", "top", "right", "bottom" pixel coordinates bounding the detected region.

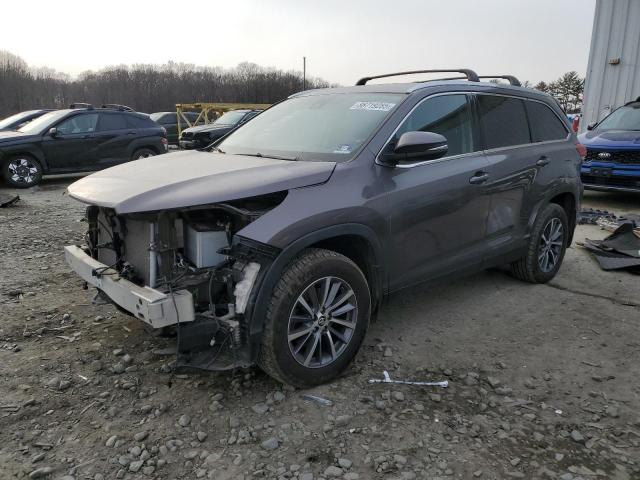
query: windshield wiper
[{"left": 242, "top": 152, "right": 298, "bottom": 161}]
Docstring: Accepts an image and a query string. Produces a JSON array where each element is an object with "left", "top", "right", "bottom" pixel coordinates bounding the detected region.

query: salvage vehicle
[
  {"left": 0, "top": 109, "right": 54, "bottom": 131},
  {"left": 0, "top": 104, "right": 167, "bottom": 188},
  {"left": 64, "top": 69, "right": 582, "bottom": 386},
  {"left": 149, "top": 111, "right": 201, "bottom": 145},
  {"left": 179, "top": 109, "right": 262, "bottom": 150},
  {"left": 579, "top": 97, "right": 640, "bottom": 193}
]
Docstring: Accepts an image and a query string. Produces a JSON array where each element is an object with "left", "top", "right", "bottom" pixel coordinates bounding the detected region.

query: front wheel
[
  {"left": 3, "top": 155, "right": 43, "bottom": 188},
  {"left": 131, "top": 148, "right": 156, "bottom": 160},
  {"left": 258, "top": 248, "right": 371, "bottom": 387},
  {"left": 511, "top": 203, "right": 569, "bottom": 283}
]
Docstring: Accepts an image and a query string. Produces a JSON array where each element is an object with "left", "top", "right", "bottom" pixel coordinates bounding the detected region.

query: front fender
[{"left": 237, "top": 223, "right": 383, "bottom": 363}]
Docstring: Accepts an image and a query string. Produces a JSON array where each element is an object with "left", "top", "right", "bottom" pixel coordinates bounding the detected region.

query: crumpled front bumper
[{"left": 64, "top": 245, "right": 195, "bottom": 328}]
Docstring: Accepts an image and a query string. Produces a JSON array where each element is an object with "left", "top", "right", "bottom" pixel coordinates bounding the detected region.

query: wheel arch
[
  {"left": 1, "top": 148, "right": 48, "bottom": 172},
  {"left": 527, "top": 188, "right": 578, "bottom": 246},
  {"left": 243, "top": 223, "right": 384, "bottom": 362}
]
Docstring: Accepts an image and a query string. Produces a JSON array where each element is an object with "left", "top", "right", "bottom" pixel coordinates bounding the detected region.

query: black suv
[
  {"left": 0, "top": 105, "right": 167, "bottom": 188},
  {"left": 149, "top": 112, "right": 201, "bottom": 145},
  {"left": 179, "top": 109, "right": 262, "bottom": 150},
  {"left": 65, "top": 69, "right": 583, "bottom": 386}
]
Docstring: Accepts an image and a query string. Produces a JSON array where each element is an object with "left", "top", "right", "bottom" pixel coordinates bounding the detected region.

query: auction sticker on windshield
[{"left": 350, "top": 102, "right": 396, "bottom": 112}]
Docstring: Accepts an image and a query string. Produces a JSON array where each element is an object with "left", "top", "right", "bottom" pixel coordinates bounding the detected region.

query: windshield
[
  {"left": 218, "top": 93, "right": 403, "bottom": 162},
  {"left": 0, "top": 111, "right": 37, "bottom": 129},
  {"left": 596, "top": 104, "right": 640, "bottom": 131},
  {"left": 18, "top": 110, "right": 70, "bottom": 134},
  {"left": 214, "top": 111, "right": 247, "bottom": 126}
]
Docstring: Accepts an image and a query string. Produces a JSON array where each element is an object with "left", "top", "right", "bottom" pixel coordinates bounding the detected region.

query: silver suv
[{"left": 65, "top": 69, "right": 583, "bottom": 386}]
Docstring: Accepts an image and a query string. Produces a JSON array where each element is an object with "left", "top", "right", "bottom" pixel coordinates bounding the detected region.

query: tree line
[
  {"left": 0, "top": 50, "right": 585, "bottom": 118},
  {"left": 0, "top": 50, "right": 332, "bottom": 117}
]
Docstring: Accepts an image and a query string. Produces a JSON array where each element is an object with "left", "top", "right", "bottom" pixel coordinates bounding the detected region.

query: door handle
[
  {"left": 536, "top": 156, "right": 550, "bottom": 167},
  {"left": 127, "top": 130, "right": 136, "bottom": 135},
  {"left": 469, "top": 172, "right": 490, "bottom": 184}
]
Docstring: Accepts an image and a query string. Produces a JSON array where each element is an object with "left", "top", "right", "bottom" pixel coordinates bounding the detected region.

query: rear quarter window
[
  {"left": 526, "top": 101, "right": 569, "bottom": 142},
  {"left": 477, "top": 95, "right": 530, "bottom": 149},
  {"left": 127, "top": 115, "right": 155, "bottom": 129}
]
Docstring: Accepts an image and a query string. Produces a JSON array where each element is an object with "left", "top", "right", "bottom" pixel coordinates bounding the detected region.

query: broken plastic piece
[
  {"left": 301, "top": 394, "right": 334, "bottom": 406},
  {"left": 0, "top": 194, "right": 19, "bottom": 208},
  {"left": 368, "top": 370, "right": 449, "bottom": 387}
]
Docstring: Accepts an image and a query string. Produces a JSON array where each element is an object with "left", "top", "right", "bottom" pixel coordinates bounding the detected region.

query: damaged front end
[{"left": 65, "top": 192, "right": 284, "bottom": 370}]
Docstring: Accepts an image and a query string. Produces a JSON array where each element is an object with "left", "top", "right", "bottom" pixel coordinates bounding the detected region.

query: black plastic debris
[
  {"left": 578, "top": 208, "right": 617, "bottom": 225},
  {"left": 0, "top": 194, "right": 20, "bottom": 208},
  {"left": 582, "top": 223, "right": 640, "bottom": 273}
]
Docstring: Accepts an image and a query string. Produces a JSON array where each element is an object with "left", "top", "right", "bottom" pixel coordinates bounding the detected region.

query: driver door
[
  {"left": 40, "top": 113, "right": 99, "bottom": 171},
  {"left": 384, "top": 93, "right": 491, "bottom": 291}
]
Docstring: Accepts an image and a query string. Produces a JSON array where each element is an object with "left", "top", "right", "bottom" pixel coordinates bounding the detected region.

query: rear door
[
  {"left": 476, "top": 94, "right": 559, "bottom": 258},
  {"left": 384, "top": 93, "right": 491, "bottom": 291},
  {"left": 94, "top": 112, "right": 132, "bottom": 166},
  {"left": 40, "top": 113, "right": 99, "bottom": 171}
]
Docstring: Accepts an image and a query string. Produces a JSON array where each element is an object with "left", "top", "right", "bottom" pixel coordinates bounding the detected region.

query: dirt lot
[{"left": 1, "top": 176, "right": 639, "bottom": 480}]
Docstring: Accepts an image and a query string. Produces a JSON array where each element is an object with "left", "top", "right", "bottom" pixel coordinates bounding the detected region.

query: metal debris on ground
[
  {"left": 368, "top": 370, "right": 449, "bottom": 387},
  {"left": 0, "top": 194, "right": 20, "bottom": 208},
  {"left": 301, "top": 394, "right": 334, "bottom": 406},
  {"left": 578, "top": 208, "right": 617, "bottom": 225}
]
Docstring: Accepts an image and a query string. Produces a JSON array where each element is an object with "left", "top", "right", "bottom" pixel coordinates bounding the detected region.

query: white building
[{"left": 582, "top": 0, "right": 640, "bottom": 131}]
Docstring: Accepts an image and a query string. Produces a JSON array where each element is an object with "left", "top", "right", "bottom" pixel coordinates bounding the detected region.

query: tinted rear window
[
  {"left": 127, "top": 115, "right": 154, "bottom": 129},
  {"left": 526, "top": 101, "right": 568, "bottom": 142},
  {"left": 98, "top": 113, "right": 127, "bottom": 131},
  {"left": 478, "top": 95, "right": 530, "bottom": 149}
]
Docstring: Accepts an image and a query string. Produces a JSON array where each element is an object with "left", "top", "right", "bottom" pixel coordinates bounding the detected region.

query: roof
[{"left": 291, "top": 80, "right": 553, "bottom": 102}]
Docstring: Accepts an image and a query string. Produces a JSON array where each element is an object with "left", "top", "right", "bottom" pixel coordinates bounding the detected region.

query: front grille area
[
  {"left": 181, "top": 131, "right": 194, "bottom": 139},
  {"left": 585, "top": 149, "right": 640, "bottom": 165},
  {"left": 582, "top": 174, "right": 640, "bottom": 189}
]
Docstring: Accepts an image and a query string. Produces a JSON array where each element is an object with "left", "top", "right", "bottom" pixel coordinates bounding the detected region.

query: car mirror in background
[
  {"left": 48, "top": 127, "right": 59, "bottom": 137},
  {"left": 587, "top": 122, "right": 597, "bottom": 131}
]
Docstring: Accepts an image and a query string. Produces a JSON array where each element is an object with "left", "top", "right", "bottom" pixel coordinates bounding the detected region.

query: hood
[
  {"left": 579, "top": 129, "right": 640, "bottom": 149},
  {"left": 67, "top": 150, "right": 336, "bottom": 214},
  {"left": 183, "top": 123, "right": 232, "bottom": 134},
  {"left": 0, "top": 131, "right": 37, "bottom": 144}
]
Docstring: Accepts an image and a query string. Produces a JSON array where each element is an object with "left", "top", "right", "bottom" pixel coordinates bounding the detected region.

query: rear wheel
[
  {"left": 3, "top": 155, "right": 42, "bottom": 188},
  {"left": 131, "top": 148, "right": 156, "bottom": 160},
  {"left": 258, "top": 248, "right": 371, "bottom": 387},
  {"left": 511, "top": 203, "right": 568, "bottom": 283}
]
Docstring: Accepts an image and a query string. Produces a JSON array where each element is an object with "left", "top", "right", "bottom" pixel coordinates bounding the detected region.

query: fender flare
[
  {"left": 241, "top": 223, "right": 384, "bottom": 362},
  {"left": 0, "top": 146, "right": 49, "bottom": 172},
  {"left": 526, "top": 185, "right": 579, "bottom": 243}
]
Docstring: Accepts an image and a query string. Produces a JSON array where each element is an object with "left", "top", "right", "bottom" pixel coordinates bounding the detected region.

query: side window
[
  {"left": 56, "top": 113, "right": 99, "bottom": 135},
  {"left": 97, "top": 113, "right": 128, "bottom": 131},
  {"left": 477, "top": 95, "right": 530, "bottom": 149},
  {"left": 394, "top": 94, "right": 475, "bottom": 157},
  {"left": 127, "top": 115, "right": 152, "bottom": 129},
  {"left": 160, "top": 114, "right": 176, "bottom": 125},
  {"left": 526, "top": 101, "right": 568, "bottom": 142}
]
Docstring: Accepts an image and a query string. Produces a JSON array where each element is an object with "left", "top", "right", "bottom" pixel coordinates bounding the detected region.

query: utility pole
[{"left": 303, "top": 56, "right": 306, "bottom": 91}]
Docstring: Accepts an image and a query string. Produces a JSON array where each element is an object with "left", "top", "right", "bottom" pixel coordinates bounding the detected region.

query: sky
[{"left": 1, "top": 0, "right": 596, "bottom": 86}]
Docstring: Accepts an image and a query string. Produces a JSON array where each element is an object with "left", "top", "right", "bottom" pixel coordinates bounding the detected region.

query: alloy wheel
[
  {"left": 287, "top": 276, "right": 358, "bottom": 368},
  {"left": 538, "top": 218, "right": 563, "bottom": 273},
  {"left": 8, "top": 158, "right": 38, "bottom": 185}
]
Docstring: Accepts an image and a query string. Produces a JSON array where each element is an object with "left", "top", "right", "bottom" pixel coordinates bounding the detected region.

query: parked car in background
[
  {"left": 1, "top": 104, "right": 167, "bottom": 187},
  {"left": 579, "top": 97, "right": 640, "bottom": 192},
  {"left": 149, "top": 112, "right": 201, "bottom": 145},
  {"left": 0, "top": 109, "right": 54, "bottom": 131},
  {"left": 64, "top": 69, "right": 582, "bottom": 387},
  {"left": 179, "top": 109, "right": 262, "bottom": 150}
]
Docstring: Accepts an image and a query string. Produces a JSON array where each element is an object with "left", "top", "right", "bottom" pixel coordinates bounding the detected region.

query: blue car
[{"left": 579, "top": 98, "right": 640, "bottom": 193}]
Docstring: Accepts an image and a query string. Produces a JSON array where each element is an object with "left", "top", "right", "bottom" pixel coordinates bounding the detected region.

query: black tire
[
  {"left": 258, "top": 248, "right": 371, "bottom": 387},
  {"left": 3, "top": 155, "right": 43, "bottom": 188},
  {"left": 131, "top": 148, "right": 156, "bottom": 160},
  {"left": 511, "top": 203, "right": 569, "bottom": 283}
]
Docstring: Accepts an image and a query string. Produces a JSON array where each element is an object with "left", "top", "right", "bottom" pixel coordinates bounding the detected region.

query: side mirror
[
  {"left": 48, "top": 127, "right": 59, "bottom": 137},
  {"left": 381, "top": 131, "right": 448, "bottom": 165},
  {"left": 586, "top": 122, "right": 597, "bottom": 131}
]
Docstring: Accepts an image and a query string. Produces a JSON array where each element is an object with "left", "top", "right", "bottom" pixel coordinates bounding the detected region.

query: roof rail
[
  {"left": 356, "top": 69, "right": 480, "bottom": 86},
  {"left": 478, "top": 75, "right": 522, "bottom": 87},
  {"left": 101, "top": 104, "right": 134, "bottom": 112},
  {"left": 69, "top": 103, "right": 94, "bottom": 109}
]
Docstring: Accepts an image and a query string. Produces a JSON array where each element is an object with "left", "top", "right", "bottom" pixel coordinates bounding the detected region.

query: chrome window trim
[{"left": 375, "top": 91, "right": 572, "bottom": 169}]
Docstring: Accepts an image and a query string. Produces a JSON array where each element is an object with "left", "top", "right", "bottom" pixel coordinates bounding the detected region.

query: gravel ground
[{"left": 1, "top": 175, "right": 639, "bottom": 480}]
